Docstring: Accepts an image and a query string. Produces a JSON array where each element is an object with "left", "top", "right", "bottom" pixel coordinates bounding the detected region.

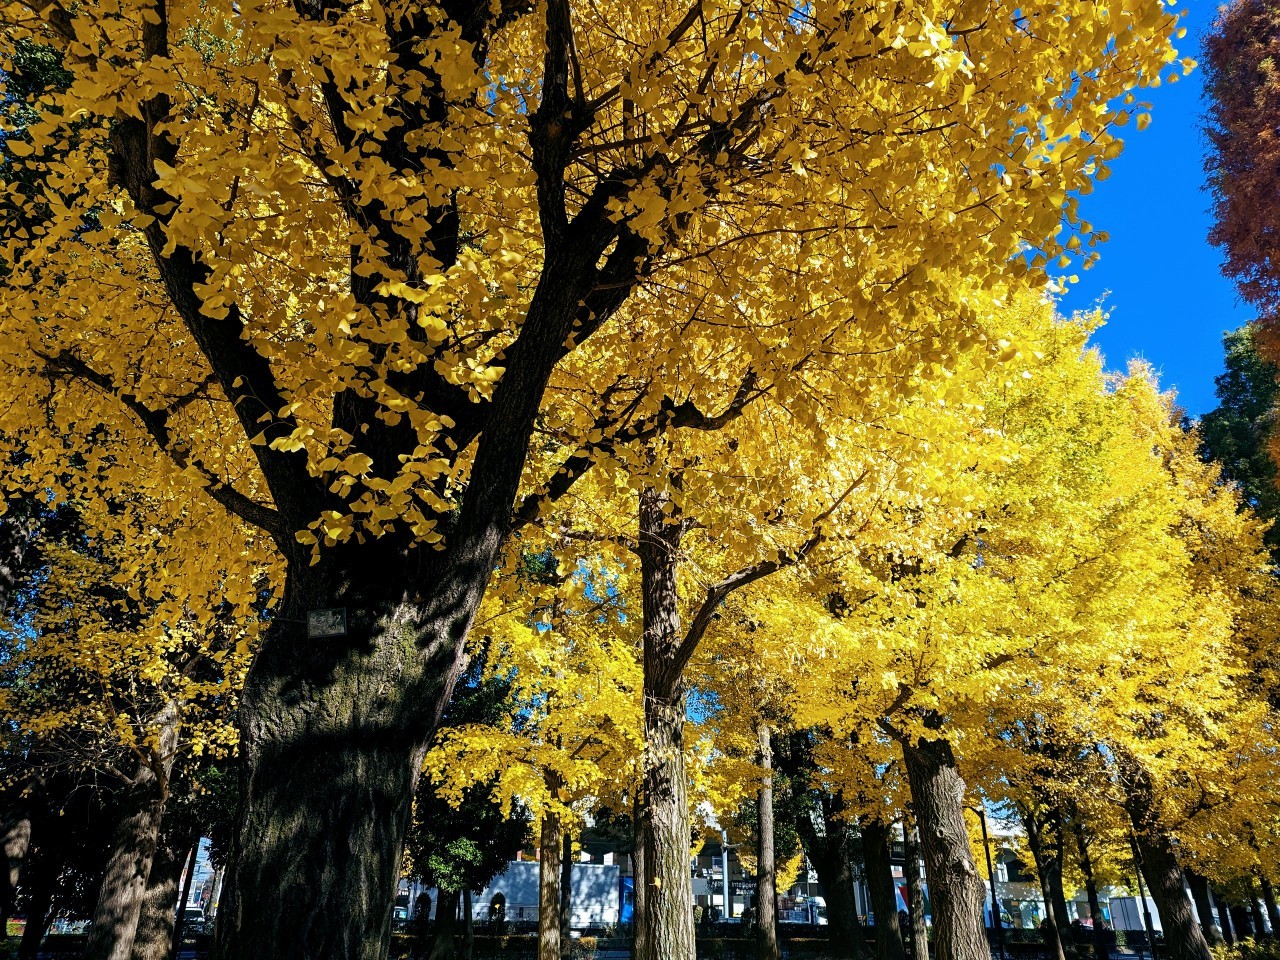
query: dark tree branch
[
  {"left": 35, "top": 351, "right": 285, "bottom": 539},
  {"left": 510, "top": 368, "right": 762, "bottom": 531},
  {"left": 667, "top": 472, "right": 869, "bottom": 680}
]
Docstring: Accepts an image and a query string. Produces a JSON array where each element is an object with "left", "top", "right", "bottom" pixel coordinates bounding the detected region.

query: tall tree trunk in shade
[
  {"left": 862, "top": 820, "right": 906, "bottom": 960},
  {"left": 539, "top": 812, "right": 563, "bottom": 960},
  {"left": 428, "top": 891, "right": 460, "bottom": 960},
  {"left": 1259, "top": 875, "right": 1280, "bottom": 937},
  {"left": 791, "top": 788, "right": 866, "bottom": 959},
  {"left": 1247, "top": 880, "right": 1267, "bottom": 939},
  {"left": 900, "top": 732, "right": 990, "bottom": 960},
  {"left": 1186, "top": 872, "right": 1223, "bottom": 948},
  {"left": 1072, "top": 821, "right": 1109, "bottom": 960},
  {"left": 1045, "top": 812, "right": 1076, "bottom": 955},
  {"left": 1019, "top": 809, "right": 1066, "bottom": 960},
  {"left": 631, "top": 803, "right": 648, "bottom": 960},
  {"left": 16, "top": 848, "right": 55, "bottom": 960},
  {"left": 560, "top": 830, "right": 573, "bottom": 955},
  {"left": 637, "top": 488, "right": 696, "bottom": 960},
  {"left": 1215, "top": 888, "right": 1236, "bottom": 947},
  {"left": 85, "top": 704, "right": 181, "bottom": 960},
  {"left": 130, "top": 830, "right": 192, "bottom": 960},
  {"left": 755, "top": 724, "right": 779, "bottom": 960},
  {"left": 798, "top": 821, "right": 864, "bottom": 958},
  {"left": 904, "top": 819, "right": 930, "bottom": 960},
  {"left": 1120, "top": 754, "right": 1212, "bottom": 960},
  {"left": 463, "top": 889, "right": 473, "bottom": 960}
]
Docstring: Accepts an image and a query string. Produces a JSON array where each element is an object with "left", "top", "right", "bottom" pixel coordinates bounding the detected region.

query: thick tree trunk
[
  {"left": 1121, "top": 758, "right": 1212, "bottom": 960},
  {"left": 1073, "top": 823, "right": 1108, "bottom": 960},
  {"left": 86, "top": 707, "right": 180, "bottom": 960},
  {"left": 560, "top": 830, "right": 573, "bottom": 954},
  {"left": 638, "top": 488, "right": 696, "bottom": 960},
  {"left": 214, "top": 546, "right": 478, "bottom": 960},
  {"left": 756, "top": 725, "right": 779, "bottom": 960},
  {"left": 641, "top": 683, "right": 695, "bottom": 960},
  {"left": 1248, "top": 880, "right": 1267, "bottom": 938},
  {"left": 862, "top": 820, "right": 906, "bottom": 960},
  {"left": 1019, "top": 810, "right": 1067, "bottom": 960},
  {"left": 429, "top": 891, "right": 460, "bottom": 960},
  {"left": 171, "top": 840, "right": 199, "bottom": 958},
  {"left": 1186, "top": 872, "right": 1223, "bottom": 948},
  {"left": 904, "top": 820, "right": 930, "bottom": 960},
  {"left": 539, "top": 813, "right": 563, "bottom": 960},
  {"left": 900, "top": 735, "right": 989, "bottom": 960},
  {"left": 1259, "top": 875, "right": 1280, "bottom": 938},
  {"left": 130, "top": 831, "right": 190, "bottom": 960}
]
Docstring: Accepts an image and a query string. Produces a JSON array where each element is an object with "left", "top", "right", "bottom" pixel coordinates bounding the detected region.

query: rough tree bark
[
  {"left": 862, "top": 820, "right": 906, "bottom": 960},
  {"left": 638, "top": 488, "right": 696, "bottom": 960},
  {"left": 756, "top": 725, "right": 779, "bottom": 960},
  {"left": 1020, "top": 809, "right": 1067, "bottom": 960},
  {"left": 85, "top": 704, "right": 181, "bottom": 960},
  {"left": 1186, "top": 872, "right": 1223, "bottom": 947},
  {"left": 1073, "top": 822, "right": 1110, "bottom": 960},
  {"left": 900, "top": 731, "right": 989, "bottom": 960},
  {"left": 131, "top": 831, "right": 192, "bottom": 960},
  {"left": 904, "top": 819, "right": 930, "bottom": 960},
  {"left": 539, "top": 813, "right": 563, "bottom": 960},
  {"left": 1122, "top": 758, "right": 1212, "bottom": 960}
]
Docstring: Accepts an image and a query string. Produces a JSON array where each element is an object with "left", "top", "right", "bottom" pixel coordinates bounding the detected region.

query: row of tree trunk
[
  {"left": 3, "top": 704, "right": 205, "bottom": 960},
  {"left": 528, "top": 486, "right": 1244, "bottom": 960}
]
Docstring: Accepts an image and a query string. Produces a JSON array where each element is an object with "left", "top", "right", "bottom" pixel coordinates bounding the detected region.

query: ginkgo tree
[
  {"left": 422, "top": 572, "right": 643, "bottom": 960},
  {"left": 0, "top": 485, "right": 271, "bottom": 960},
  {"left": 0, "top": 0, "right": 1186, "bottom": 953},
  {"left": 760, "top": 299, "right": 1213, "bottom": 960}
]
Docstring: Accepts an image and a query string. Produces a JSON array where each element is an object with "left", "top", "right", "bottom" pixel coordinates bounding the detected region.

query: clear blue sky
[{"left": 1057, "top": 0, "right": 1253, "bottom": 417}]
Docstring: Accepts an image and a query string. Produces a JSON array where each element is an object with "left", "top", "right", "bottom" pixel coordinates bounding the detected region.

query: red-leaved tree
[{"left": 1205, "top": 0, "right": 1280, "bottom": 342}]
